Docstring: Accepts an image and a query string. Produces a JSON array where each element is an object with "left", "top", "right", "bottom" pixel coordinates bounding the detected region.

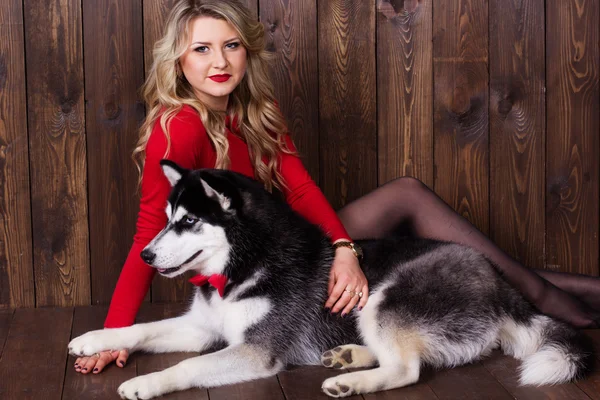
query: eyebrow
[{"left": 191, "top": 37, "right": 239, "bottom": 46}]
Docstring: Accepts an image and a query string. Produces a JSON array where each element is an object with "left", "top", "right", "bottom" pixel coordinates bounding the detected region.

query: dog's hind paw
[
  {"left": 118, "top": 374, "right": 163, "bottom": 399},
  {"left": 321, "top": 344, "right": 376, "bottom": 369},
  {"left": 321, "top": 378, "right": 355, "bottom": 398}
]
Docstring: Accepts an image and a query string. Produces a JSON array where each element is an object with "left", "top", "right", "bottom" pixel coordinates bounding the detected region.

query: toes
[
  {"left": 340, "top": 349, "right": 353, "bottom": 363},
  {"left": 323, "top": 386, "right": 340, "bottom": 397},
  {"left": 321, "top": 346, "right": 354, "bottom": 369},
  {"left": 322, "top": 379, "right": 354, "bottom": 398}
]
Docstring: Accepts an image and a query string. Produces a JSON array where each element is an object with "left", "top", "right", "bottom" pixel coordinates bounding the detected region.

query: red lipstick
[{"left": 209, "top": 74, "right": 231, "bottom": 82}]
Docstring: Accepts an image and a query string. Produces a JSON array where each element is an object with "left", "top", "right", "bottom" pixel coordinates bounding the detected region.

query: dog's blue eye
[{"left": 183, "top": 216, "right": 198, "bottom": 225}]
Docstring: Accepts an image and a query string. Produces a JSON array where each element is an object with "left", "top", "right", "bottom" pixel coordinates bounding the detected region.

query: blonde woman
[{"left": 74, "top": 0, "right": 599, "bottom": 375}]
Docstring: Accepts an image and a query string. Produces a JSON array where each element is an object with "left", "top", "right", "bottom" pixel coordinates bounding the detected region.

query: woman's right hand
[{"left": 74, "top": 349, "right": 129, "bottom": 374}]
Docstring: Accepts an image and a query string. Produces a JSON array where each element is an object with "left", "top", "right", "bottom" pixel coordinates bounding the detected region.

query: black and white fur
[{"left": 69, "top": 161, "right": 594, "bottom": 399}]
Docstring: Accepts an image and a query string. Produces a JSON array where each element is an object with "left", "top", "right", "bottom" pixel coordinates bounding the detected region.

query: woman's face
[{"left": 179, "top": 16, "right": 247, "bottom": 111}]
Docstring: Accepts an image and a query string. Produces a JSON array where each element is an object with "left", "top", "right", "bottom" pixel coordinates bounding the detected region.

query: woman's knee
[{"left": 383, "top": 176, "right": 430, "bottom": 197}]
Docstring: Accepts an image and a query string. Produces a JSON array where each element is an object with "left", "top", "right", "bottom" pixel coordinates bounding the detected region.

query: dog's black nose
[{"left": 140, "top": 249, "right": 156, "bottom": 265}]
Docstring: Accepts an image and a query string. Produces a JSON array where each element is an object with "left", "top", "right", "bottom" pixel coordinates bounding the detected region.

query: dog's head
[{"left": 140, "top": 160, "right": 253, "bottom": 278}]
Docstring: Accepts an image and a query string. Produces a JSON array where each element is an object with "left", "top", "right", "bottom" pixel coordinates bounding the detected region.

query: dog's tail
[{"left": 500, "top": 315, "right": 594, "bottom": 386}]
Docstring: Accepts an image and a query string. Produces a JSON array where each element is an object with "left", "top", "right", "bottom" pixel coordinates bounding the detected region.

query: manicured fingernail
[
  {"left": 93, "top": 368, "right": 98, "bottom": 372},
  {"left": 82, "top": 368, "right": 87, "bottom": 371},
  {"left": 358, "top": 306, "right": 363, "bottom": 311},
  {"left": 341, "top": 313, "right": 346, "bottom": 318},
  {"left": 119, "top": 361, "right": 125, "bottom": 367},
  {"left": 74, "top": 363, "right": 78, "bottom": 367}
]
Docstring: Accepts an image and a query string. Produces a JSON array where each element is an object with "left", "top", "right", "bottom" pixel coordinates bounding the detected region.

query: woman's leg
[{"left": 337, "top": 177, "right": 599, "bottom": 328}]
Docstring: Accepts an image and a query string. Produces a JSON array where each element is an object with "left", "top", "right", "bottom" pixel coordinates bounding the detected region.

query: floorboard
[
  {"left": 0, "top": 308, "right": 14, "bottom": 357},
  {"left": 278, "top": 365, "right": 364, "bottom": 399},
  {"left": 0, "top": 308, "right": 72, "bottom": 400},
  {"left": 427, "top": 361, "right": 513, "bottom": 399},
  {"left": 2, "top": 305, "right": 598, "bottom": 399},
  {"left": 62, "top": 306, "right": 137, "bottom": 400},
  {"left": 482, "top": 350, "right": 592, "bottom": 399}
]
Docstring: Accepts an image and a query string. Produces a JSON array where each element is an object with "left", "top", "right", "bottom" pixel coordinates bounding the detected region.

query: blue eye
[
  {"left": 226, "top": 42, "right": 240, "bottom": 49},
  {"left": 194, "top": 46, "right": 208, "bottom": 53},
  {"left": 183, "top": 216, "right": 199, "bottom": 225}
]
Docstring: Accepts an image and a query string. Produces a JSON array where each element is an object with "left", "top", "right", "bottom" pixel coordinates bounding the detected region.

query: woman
[{"left": 74, "top": 0, "right": 599, "bottom": 375}]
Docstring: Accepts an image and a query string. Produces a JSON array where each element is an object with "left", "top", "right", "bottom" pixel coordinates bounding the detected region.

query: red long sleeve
[
  {"left": 104, "top": 106, "right": 350, "bottom": 328},
  {"left": 104, "top": 107, "right": 212, "bottom": 328}
]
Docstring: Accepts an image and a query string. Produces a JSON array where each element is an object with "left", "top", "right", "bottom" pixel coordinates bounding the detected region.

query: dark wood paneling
[
  {"left": 0, "top": 0, "right": 34, "bottom": 308},
  {"left": 62, "top": 306, "right": 137, "bottom": 399},
  {"left": 489, "top": 0, "right": 545, "bottom": 269},
  {"left": 376, "top": 0, "right": 433, "bottom": 187},
  {"left": 433, "top": 0, "right": 489, "bottom": 234},
  {"left": 24, "top": 0, "right": 89, "bottom": 307},
  {"left": 83, "top": 0, "right": 145, "bottom": 304},
  {"left": 261, "top": 0, "right": 319, "bottom": 181},
  {"left": 143, "top": 0, "right": 176, "bottom": 77},
  {"left": 0, "top": 308, "right": 73, "bottom": 399},
  {"left": 545, "top": 0, "right": 599, "bottom": 274},
  {"left": 318, "top": 0, "right": 377, "bottom": 209}
]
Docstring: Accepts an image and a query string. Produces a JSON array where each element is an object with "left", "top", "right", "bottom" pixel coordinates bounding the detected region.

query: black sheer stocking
[{"left": 337, "top": 177, "right": 600, "bottom": 328}]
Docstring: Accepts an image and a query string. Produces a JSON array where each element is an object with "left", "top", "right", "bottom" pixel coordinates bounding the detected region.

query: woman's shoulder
[
  {"left": 165, "top": 104, "right": 204, "bottom": 128},
  {"left": 146, "top": 105, "right": 209, "bottom": 158}
]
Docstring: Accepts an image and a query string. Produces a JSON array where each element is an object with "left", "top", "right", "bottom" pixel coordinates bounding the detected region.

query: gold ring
[
  {"left": 94, "top": 352, "right": 101, "bottom": 359},
  {"left": 344, "top": 289, "right": 355, "bottom": 296},
  {"left": 358, "top": 292, "right": 363, "bottom": 298}
]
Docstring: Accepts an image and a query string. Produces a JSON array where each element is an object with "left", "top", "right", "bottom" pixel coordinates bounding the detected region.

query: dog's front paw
[
  {"left": 68, "top": 330, "right": 113, "bottom": 357},
  {"left": 118, "top": 374, "right": 163, "bottom": 400},
  {"left": 322, "top": 376, "right": 355, "bottom": 398}
]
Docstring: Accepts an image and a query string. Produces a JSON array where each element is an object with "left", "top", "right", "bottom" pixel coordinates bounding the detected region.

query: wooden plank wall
[{"left": 0, "top": 0, "right": 598, "bottom": 308}]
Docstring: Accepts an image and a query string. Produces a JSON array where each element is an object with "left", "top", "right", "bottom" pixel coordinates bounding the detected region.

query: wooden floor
[{"left": 0, "top": 304, "right": 599, "bottom": 400}]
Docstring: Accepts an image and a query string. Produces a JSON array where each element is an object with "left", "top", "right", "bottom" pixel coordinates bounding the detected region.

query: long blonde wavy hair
[{"left": 134, "top": 0, "right": 292, "bottom": 192}]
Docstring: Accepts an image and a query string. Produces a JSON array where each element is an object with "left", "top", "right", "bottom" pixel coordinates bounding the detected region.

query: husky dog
[{"left": 69, "top": 160, "right": 593, "bottom": 399}]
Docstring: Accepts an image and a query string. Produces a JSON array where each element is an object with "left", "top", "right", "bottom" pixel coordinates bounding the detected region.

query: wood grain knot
[
  {"left": 61, "top": 100, "right": 75, "bottom": 114},
  {"left": 497, "top": 98, "right": 513, "bottom": 116},
  {"left": 103, "top": 102, "right": 121, "bottom": 120},
  {"left": 378, "top": 0, "right": 420, "bottom": 19},
  {"left": 546, "top": 182, "right": 566, "bottom": 213}
]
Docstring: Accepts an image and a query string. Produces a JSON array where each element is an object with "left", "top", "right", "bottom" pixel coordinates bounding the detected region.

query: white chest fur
[{"left": 187, "top": 285, "right": 272, "bottom": 345}]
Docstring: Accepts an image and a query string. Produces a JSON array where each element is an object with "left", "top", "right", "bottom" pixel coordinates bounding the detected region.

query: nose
[
  {"left": 213, "top": 49, "right": 228, "bottom": 69},
  {"left": 140, "top": 249, "right": 156, "bottom": 265}
]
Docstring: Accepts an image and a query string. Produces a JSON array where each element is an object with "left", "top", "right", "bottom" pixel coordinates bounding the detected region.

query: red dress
[{"left": 104, "top": 106, "right": 350, "bottom": 327}]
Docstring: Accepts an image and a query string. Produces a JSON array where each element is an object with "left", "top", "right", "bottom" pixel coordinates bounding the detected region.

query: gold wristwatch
[{"left": 332, "top": 240, "right": 363, "bottom": 261}]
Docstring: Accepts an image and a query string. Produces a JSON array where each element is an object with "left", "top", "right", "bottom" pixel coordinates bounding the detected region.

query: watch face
[{"left": 353, "top": 244, "right": 364, "bottom": 258}]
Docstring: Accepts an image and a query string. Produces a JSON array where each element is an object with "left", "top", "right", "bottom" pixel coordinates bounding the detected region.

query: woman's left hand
[{"left": 324, "top": 246, "right": 369, "bottom": 316}]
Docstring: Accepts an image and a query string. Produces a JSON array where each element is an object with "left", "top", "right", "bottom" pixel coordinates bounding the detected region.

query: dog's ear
[
  {"left": 199, "top": 172, "right": 244, "bottom": 212},
  {"left": 160, "top": 159, "right": 188, "bottom": 187},
  {"left": 201, "top": 179, "right": 232, "bottom": 211}
]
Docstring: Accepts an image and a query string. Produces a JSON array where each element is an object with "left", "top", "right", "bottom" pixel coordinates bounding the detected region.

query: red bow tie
[{"left": 188, "top": 274, "right": 228, "bottom": 297}]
